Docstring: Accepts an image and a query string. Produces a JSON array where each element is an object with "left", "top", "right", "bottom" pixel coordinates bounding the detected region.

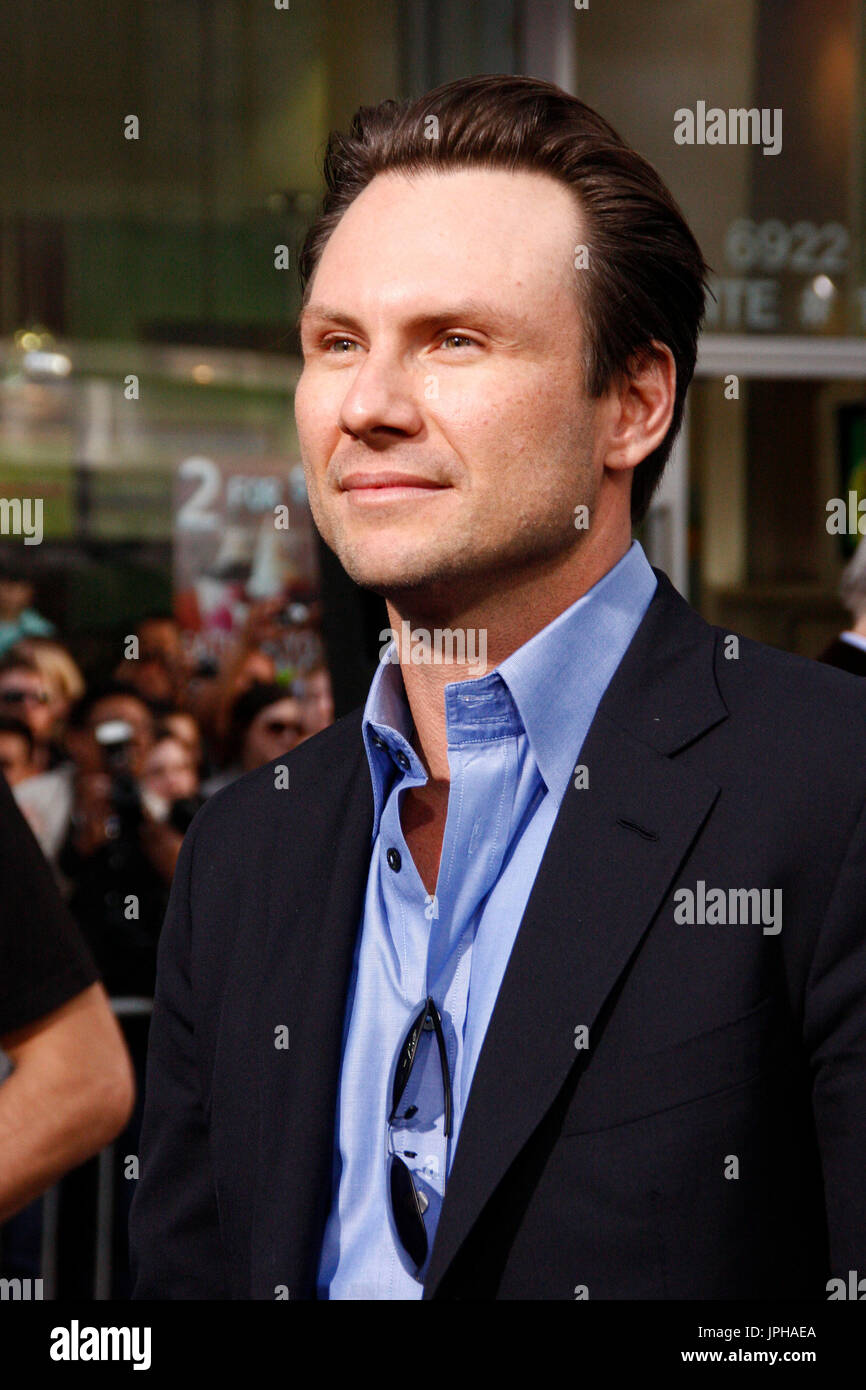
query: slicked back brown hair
[{"left": 297, "top": 74, "right": 709, "bottom": 526}]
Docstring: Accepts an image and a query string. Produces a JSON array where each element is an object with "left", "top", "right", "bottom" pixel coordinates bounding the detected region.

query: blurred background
[{"left": 0, "top": 0, "right": 864, "bottom": 1299}]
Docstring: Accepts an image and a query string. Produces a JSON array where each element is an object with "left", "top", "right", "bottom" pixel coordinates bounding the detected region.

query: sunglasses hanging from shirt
[{"left": 387, "top": 995, "right": 453, "bottom": 1271}]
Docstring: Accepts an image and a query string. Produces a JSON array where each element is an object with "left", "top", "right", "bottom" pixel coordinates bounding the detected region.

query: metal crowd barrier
[{"left": 0, "top": 996, "right": 153, "bottom": 1302}]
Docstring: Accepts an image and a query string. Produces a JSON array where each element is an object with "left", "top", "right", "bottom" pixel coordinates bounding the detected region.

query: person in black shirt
[{"left": 0, "top": 770, "right": 134, "bottom": 1223}]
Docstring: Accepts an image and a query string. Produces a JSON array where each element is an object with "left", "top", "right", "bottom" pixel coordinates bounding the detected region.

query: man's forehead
[
  {"left": 305, "top": 168, "right": 581, "bottom": 293},
  {"left": 303, "top": 179, "right": 583, "bottom": 336}
]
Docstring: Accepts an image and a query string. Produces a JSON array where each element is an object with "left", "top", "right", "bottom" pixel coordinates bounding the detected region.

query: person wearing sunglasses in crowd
[
  {"left": 0, "top": 652, "right": 58, "bottom": 775},
  {"left": 202, "top": 682, "right": 305, "bottom": 795}
]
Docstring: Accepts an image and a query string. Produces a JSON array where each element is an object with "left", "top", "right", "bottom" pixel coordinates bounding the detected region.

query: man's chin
[
  {"left": 337, "top": 547, "right": 472, "bottom": 602},
  {"left": 342, "top": 563, "right": 443, "bottom": 599}
]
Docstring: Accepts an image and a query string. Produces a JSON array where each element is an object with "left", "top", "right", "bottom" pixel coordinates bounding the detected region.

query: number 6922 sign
[{"left": 724, "top": 219, "right": 849, "bottom": 276}]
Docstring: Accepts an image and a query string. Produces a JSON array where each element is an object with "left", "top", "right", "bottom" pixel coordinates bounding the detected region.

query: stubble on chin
[
  {"left": 336, "top": 519, "right": 584, "bottom": 614},
  {"left": 336, "top": 535, "right": 474, "bottom": 602}
]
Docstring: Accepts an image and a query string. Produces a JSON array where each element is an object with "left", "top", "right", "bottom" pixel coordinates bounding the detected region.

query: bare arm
[{"left": 0, "top": 981, "right": 135, "bottom": 1224}]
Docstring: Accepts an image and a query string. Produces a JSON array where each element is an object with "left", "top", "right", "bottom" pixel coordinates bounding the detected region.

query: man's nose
[{"left": 338, "top": 351, "right": 425, "bottom": 440}]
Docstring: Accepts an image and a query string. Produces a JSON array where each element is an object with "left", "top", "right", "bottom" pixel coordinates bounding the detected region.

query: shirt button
[
  {"left": 371, "top": 733, "right": 386, "bottom": 749},
  {"left": 395, "top": 750, "right": 410, "bottom": 770},
  {"left": 386, "top": 847, "right": 402, "bottom": 872}
]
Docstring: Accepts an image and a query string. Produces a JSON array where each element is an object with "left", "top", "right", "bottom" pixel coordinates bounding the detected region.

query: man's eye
[
  {"left": 323, "top": 338, "right": 358, "bottom": 353},
  {"left": 439, "top": 334, "right": 477, "bottom": 349}
]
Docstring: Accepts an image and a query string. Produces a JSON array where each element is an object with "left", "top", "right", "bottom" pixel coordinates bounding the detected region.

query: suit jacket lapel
[
  {"left": 423, "top": 570, "right": 729, "bottom": 1297},
  {"left": 250, "top": 713, "right": 372, "bottom": 1298}
]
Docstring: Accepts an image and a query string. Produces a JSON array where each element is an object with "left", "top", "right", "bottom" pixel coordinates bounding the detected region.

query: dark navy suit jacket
[{"left": 130, "top": 569, "right": 866, "bottom": 1299}]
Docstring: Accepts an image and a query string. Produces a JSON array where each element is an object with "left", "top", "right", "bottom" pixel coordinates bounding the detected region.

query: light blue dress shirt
[{"left": 316, "top": 539, "right": 658, "bottom": 1298}]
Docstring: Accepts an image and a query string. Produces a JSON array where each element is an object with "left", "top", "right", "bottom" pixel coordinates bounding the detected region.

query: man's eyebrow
[
  {"left": 298, "top": 304, "right": 363, "bottom": 334},
  {"left": 297, "top": 299, "right": 521, "bottom": 337}
]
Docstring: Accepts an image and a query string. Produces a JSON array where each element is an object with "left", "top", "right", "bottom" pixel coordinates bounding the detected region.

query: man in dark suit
[{"left": 130, "top": 75, "right": 866, "bottom": 1300}]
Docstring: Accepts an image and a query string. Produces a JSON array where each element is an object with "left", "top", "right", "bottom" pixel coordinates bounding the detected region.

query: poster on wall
[{"left": 172, "top": 453, "right": 321, "bottom": 679}]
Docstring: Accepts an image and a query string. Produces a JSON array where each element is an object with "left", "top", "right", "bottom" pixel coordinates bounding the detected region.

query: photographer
[{"left": 59, "top": 683, "right": 178, "bottom": 999}]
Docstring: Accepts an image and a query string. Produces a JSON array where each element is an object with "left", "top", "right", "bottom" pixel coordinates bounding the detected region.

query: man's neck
[{"left": 389, "top": 534, "right": 631, "bottom": 783}]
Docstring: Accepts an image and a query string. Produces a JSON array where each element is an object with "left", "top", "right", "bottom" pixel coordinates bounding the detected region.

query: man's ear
[{"left": 604, "top": 341, "right": 677, "bottom": 474}]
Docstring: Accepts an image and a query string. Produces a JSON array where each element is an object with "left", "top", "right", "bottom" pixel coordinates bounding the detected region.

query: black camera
[{"left": 92, "top": 718, "right": 143, "bottom": 839}]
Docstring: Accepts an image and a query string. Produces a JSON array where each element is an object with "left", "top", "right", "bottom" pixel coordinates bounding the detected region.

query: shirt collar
[
  {"left": 361, "top": 539, "right": 657, "bottom": 830},
  {"left": 361, "top": 649, "right": 419, "bottom": 838},
  {"left": 495, "top": 539, "right": 657, "bottom": 803}
]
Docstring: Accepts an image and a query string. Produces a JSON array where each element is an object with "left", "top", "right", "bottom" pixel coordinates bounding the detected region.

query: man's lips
[
  {"left": 339, "top": 470, "right": 450, "bottom": 503},
  {"left": 340, "top": 471, "right": 447, "bottom": 491}
]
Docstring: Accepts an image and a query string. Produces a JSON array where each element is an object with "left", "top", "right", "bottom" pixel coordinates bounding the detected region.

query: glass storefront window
[{"left": 574, "top": 0, "right": 866, "bottom": 340}]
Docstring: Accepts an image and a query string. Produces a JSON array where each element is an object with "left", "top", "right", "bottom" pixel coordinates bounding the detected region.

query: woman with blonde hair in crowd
[
  {"left": 7, "top": 640, "right": 85, "bottom": 868},
  {"left": 15, "top": 636, "right": 86, "bottom": 740}
]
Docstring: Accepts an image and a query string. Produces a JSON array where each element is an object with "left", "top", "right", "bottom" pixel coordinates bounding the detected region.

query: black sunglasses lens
[
  {"left": 389, "top": 1155, "right": 428, "bottom": 1268},
  {"left": 391, "top": 1004, "right": 427, "bottom": 1116}
]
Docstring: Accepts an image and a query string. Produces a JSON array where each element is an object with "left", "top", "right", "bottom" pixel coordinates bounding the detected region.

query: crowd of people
[
  {"left": 0, "top": 577, "right": 335, "bottom": 1294},
  {"left": 0, "top": 589, "right": 334, "bottom": 1000}
]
